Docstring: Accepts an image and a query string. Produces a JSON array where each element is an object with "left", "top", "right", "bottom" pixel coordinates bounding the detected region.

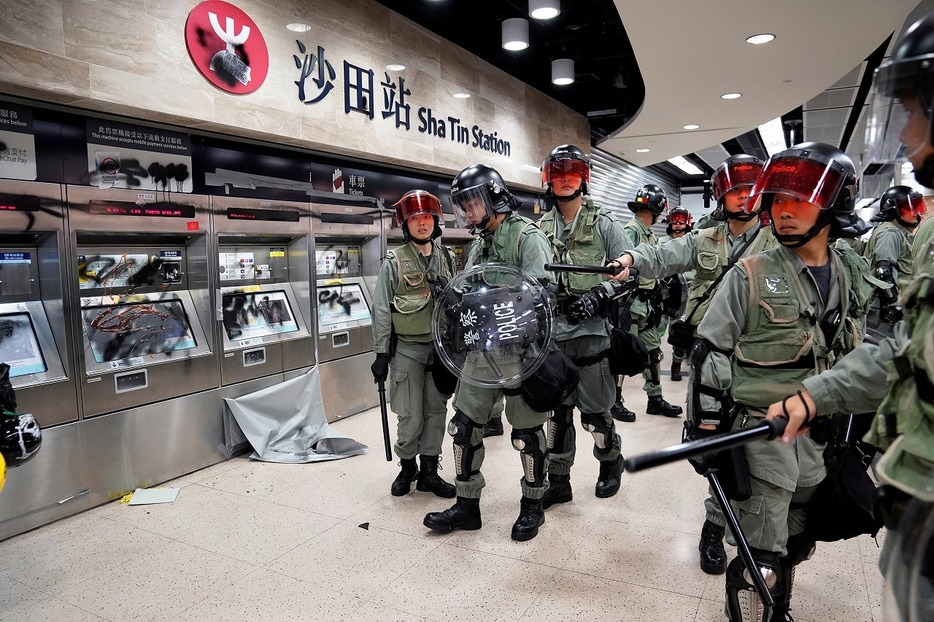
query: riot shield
[{"left": 432, "top": 262, "right": 553, "bottom": 388}]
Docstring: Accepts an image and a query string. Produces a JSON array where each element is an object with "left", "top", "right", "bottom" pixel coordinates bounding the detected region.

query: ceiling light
[
  {"left": 746, "top": 33, "right": 775, "bottom": 45},
  {"left": 529, "top": 0, "right": 561, "bottom": 20},
  {"left": 683, "top": 124, "right": 700, "bottom": 130},
  {"left": 502, "top": 18, "right": 529, "bottom": 51},
  {"left": 758, "top": 117, "right": 787, "bottom": 156},
  {"left": 453, "top": 92, "right": 471, "bottom": 99},
  {"left": 286, "top": 23, "right": 312, "bottom": 32},
  {"left": 668, "top": 156, "right": 704, "bottom": 175},
  {"left": 636, "top": 148, "right": 650, "bottom": 153},
  {"left": 386, "top": 63, "right": 405, "bottom": 71},
  {"left": 721, "top": 92, "right": 742, "bottom": 100},
  {"left": 551, "top": 58, "right": 574, "bottom": 85}
]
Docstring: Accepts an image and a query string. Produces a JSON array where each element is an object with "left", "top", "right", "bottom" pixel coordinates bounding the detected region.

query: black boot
[
  {"left": 595, "top": 455, "right": 624, "bottom": 498},
  {"left": 610, "top": 384, "right": 636, "bottom": 422},
  {"left": 416, "top": 455, "right": 456, "bottom": 498},
  {"left": 511, "top": 496, "right": 545, "bottom": 541},
  {"left": 390, "top": 457, "right": 418, "bottom": 496},
  {"left": 541, "top": 474, "right": 572, "bottom": 509},
  {"left": 646, "top": 395, "right": 683, "bottom": 417},
  {"left": 483, "top": 417, "right": 504, "bottom": 437},
  {"left": 698, "top": 520, "right": 727, "bottom": 574},
  {"left": 423, "top": 497, "right": 482, "bottom": 533},
  {"left": 670, "top": 361, "right": 683, "bottom": 381}
]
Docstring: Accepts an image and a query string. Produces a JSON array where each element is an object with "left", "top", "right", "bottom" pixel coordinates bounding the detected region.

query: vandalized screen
[
  {"left": 0, "top": 313, "right": 48, "bottom": 377},
  {"left": 82, "top": 299, "right": 198, "bottom": 363},
  {"left": 317, "top": 282, "right": 371, "bottom": 328},
  {"left": 222, "top": 289, "right": 299, "bottom": 341}
]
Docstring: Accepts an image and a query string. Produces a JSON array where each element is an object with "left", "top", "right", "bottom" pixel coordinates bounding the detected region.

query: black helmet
[
  {"left": 871, "top": 185, "right": 927, "bottom": 226},
  {"left": 748, "top": 142, "right": 867, "bottom": 246},
  {"left": 0, "top": 412, "right": 41, "bottom": 468},
  {"left": 665, "top": 206, "right": 692, "bottom": 236},
  {"left": 450, "top": 164, "right": 520, "bottom": 231},
  {"left": 628, "top": 184, "right": 668, "bottom": 215},
  {"left": 866, "top": 14, "right": 934, "bottom": 187},
  {"left": 542, "top": 144, "right": 591, "bottom": 197}
]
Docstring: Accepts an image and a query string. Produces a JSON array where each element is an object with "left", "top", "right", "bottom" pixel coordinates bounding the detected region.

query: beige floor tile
[
  {"left": 341, "top": 600, "right": 437, "bottom": 622},
  {"left": 0, "top": 579, "right": 52, "bottom": 620},
  {"left": 0, "top": 595, "right": 109, "bottom": 622}
]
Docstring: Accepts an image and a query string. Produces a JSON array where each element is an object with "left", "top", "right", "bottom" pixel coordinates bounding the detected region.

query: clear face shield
[
  {"left": 451, "top": 184, "right": 495, "bottom": 230},
  {"left": 864, "top": 83, "right": 934, "bottom": 174}
]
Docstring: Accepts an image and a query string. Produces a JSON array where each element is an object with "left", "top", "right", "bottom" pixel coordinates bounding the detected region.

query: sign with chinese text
[
  {"left": 0, "top": 103, "right": 37, "bottom": 181},
  {"left": 85, "top": 119, "right": 193, "bottom": 192}
]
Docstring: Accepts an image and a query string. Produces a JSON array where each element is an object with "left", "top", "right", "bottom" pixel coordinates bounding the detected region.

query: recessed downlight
[
  {"left": 746, "top": 33, "right": 775, "bottom": 45},
  {"left": 453, "top": 93, "right": 471, "bottom": 99},
  {"left": 287, "top": 23, "right": 312, "bottom": 32},
  {"left": 386, "top": 63, "right": 406, "bottom": 71},
  {"left": 721, "top": 92, "right": 742, "bottom": 100},
  {"left": 636, "top": 148, "right": 650, "bottom": 153},
  {"left": 683, "top": 124, "right": 700, "bottom": 130}
]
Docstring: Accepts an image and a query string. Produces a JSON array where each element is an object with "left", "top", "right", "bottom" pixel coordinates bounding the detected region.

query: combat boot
[
  {"left": 511, "top": 496, "right": 545, "bottom": 541},
  {"left": 423, "top": 497, "right": 481, "bottom": 533},
  {"left": 390, "top": 457, "right": 418, "bottom": 496},
  {"left": 541, "top": 473, "right": 572, "bottom": 509},
  {"left": 610, "top": 385, "right": 636, "bottom": 422},
  {"left": 698, "top": 520, "right": 727, "bottom": 574},
  {"left": 670, "top": 361, "right": 683, "bottom": 381},
  {"left": 595, "top": 454, "right": 624, "bottom": 498},
  {"left": 646, "top": 395, "right": 682, "bottom": 417},
  {"left": 483, "top": 417, "right": 504, "bottom": 437},
  {"left": 415, "top": 455, "right": 456, "bottom": 498}
]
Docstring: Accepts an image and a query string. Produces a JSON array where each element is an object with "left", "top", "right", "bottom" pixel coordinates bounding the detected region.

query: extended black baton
[
  {"left": 545, "top": 262, "right": 637, "bottom": 277},
  {"left": 623, "top": 417, "right": 787, "bottom": 473},
  {"left": 376, "top": 379, "right": 392, "bottom": 462}
]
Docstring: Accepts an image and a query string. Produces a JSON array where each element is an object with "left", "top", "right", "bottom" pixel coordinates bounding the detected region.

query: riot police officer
[
  {"left": 371, "top": 190, "right": 457, "bottom": 499},
  {"left": 692, "top": 142, "right": 877, "bottom": 621},
  {"left": 613, "top": 184, "right": 683, "bottom": 420},
  {"left": 423, "top": 164, "right": 557, "bottom": 541},
  {"left": 766, "top": 15, "right": 934, "bottom": 621},
  {"left": 658, "top": 206, "right": 694, "bottom": 381},
  {"left": 535, "top": 145, "right": 631, "bottom": 507},
  {"left": 863, "top": 185, "right": 927, "bottom": 328}
]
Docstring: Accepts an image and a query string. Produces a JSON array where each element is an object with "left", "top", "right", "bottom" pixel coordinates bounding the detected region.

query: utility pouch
[{"left": 667, "top": 319, "right": 696, "bottom": 351}]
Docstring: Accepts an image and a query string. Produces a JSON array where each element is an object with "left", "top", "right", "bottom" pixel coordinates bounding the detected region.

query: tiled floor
[{"left": 0, "top": 357, "right": 885, "bottom": 621}]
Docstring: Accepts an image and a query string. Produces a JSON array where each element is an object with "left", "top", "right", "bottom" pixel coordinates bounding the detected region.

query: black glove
[
  {"left": 567, "top": 292, "right": 602, "bottom": 323},
  {"left": 371, "top": 353, "right": 391, "bottom": 384},
  {"left": 882, "top": 304, "right": 903, "bottom": 323},
  {"left": 683, "top": 420, "right": 720, "bottom": 475},
  {"left": 873, "top": 261, "right": 899, "bottom": 306},
  {"left": 431, "top": 273, "right": 450, "bottom": 300},
  {"left": 539, "top": 278, "right": 558, "bottom": 310}
]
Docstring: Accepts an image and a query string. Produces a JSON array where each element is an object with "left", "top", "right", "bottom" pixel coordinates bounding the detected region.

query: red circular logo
[{"left": 185, "top": 1, "right": 268, "bottom": 94}]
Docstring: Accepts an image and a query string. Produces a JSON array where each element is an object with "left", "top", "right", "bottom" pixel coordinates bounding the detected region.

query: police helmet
[
  {"left": 871, "top": 185, "right": 927, "bottom": 225},
  {"left": 393, "top": 189, "right": 444, "bottom": 241},
  {"left": 627, "top": 184, "right": 668, "bottom": 215},
  {"left": 541, "top": 144, "right": 591, "bottom": 195},
  {"left": 710, "top": 154, "right": 764, "bottom": 203},
  {"left": 748, "top": 142, "right": 868, "bottom": 245},
  {"left": 450, "top": 164, "right": 520, "bottom": 230},
  {"left": 665, "top": 206, "right": 693, "bottom": 236}
]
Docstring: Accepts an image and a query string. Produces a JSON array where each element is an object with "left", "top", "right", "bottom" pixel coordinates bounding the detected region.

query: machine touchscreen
[
  {"left": 317, "top": 282, "right": 371, "bottom": 329},
  {"left": 82, "top": 299, "right": 198, "bottom": 363},
  {"left": 222, "top": 289, "right": 299, "bottom": 341},
  {"left": 0, "top": 313, "right": 48, "bottom": 378}
]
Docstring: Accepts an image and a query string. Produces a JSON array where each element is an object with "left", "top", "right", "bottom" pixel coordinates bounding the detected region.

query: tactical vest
[
  {"left": 866, "top": 237, "right": 934, "bottom": 498},
  {"left": 538, "top": 201, "right": 607, "bottom": 294},
  {"left": 390, "top": 242, "right": 454, "bottom": 342},
  {"left": 624, "top": 218, "right": 657, "bottom": 290},
  {"left": 467, "top": 213, "right": 537, "bottom": 268},
  {"left": 686, "top": 223, "right": 777, "bottom": 324},
  {"left": 731, "top": 247, "right": 869, "bottom": 409},
  {"left": 864, "top": 220, "right": 914, "bottom": 276}
]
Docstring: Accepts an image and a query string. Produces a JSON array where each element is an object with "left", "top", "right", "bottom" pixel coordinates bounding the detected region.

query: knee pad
[
  {"left": 448, "top": 410, "right": 483, "bottom": 482},
  {"left": 580, "top": 411, "right": 614, "bottom": 452},
  {"left": 546, "top": 405, "right": 575, "bottom": 452},
  {"left": 511, "top": 425, "right": 546, "bottom": 486},
  {"left": 725, "top": 551, "right": 785, "bottom": 622},
  {"left": 649, "top": 347, "right": 664, "bottom": 365}
]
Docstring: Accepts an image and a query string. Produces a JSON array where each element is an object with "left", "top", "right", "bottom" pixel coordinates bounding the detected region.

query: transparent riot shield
[{"left": 432, "top": 262, "right": 552, "bottom": 388}]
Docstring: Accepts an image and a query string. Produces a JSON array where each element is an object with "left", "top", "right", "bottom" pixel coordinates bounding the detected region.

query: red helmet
[
  {"left": 393, "top": 189, "right": 443, "bottom": 225},
  {"left": 711, "top": 155, "right": 764, "bottom": 202}
]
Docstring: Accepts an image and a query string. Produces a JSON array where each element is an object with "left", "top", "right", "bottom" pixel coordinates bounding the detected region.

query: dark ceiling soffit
[{"left": 840, "top": 35, "right": 892, "bottom": 151}]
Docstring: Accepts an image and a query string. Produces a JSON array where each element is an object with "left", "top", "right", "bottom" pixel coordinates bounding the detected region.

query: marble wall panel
[{"left": 0, "top": 0, "right": 65, "bottom": 57}]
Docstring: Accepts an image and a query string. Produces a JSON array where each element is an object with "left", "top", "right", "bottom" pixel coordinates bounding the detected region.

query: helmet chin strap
[
  {"left": 914, "top": 153, "right": 934, "bottom": 189},
  {"left": 770, "top": 214, "right": 830, "bottom": 248},
  {"left": 546, "top": 186, "right": 583, "bottom": 203},
  {"left": 725, "top": 209, "right": 756, "bottom": 222}
]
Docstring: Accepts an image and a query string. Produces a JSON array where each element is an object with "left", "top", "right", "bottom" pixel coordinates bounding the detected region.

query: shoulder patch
[{"left": 762, "top": 276, "right": 790, "bottom": 294}]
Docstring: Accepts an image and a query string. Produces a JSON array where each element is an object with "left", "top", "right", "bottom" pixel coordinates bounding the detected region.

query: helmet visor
[
  {"left": 897, "top": 191, "right": 927, "bottom": 222},
  {"left": 711, "top": 161, "right": 763, "bottom": 201},
  {"left": 393, "top": 190, "right": 442, "bottom": 226},
  {"left": 668, "top": 210, "right": 690, "bottom": 225},
  {"left": 451, "top": 184, "right": 495, "bottom": 229},
  {"left": 541, "top": 157, "right": 590, "bottom": 187},
  {"left": 747, "top": 152, "right": 848, "bottom": 213}
]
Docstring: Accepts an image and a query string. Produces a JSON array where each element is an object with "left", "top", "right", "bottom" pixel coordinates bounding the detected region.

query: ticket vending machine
[
  {"left": 312, "top": 200, "right": 383, "bottom": 421},
  {"left": 211, "top": 196, "right": 314, "bottom": 387},
  {"left": 65, "top": 186, "right": 220, "bottom": 506},
  {"left": 0, "top": 180, "right": 86, "bottom": 541}
]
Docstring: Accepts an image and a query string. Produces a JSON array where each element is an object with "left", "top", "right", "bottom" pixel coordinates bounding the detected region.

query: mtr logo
[{"left": 185, "top": 1, "right": 269, "bottom": 94}]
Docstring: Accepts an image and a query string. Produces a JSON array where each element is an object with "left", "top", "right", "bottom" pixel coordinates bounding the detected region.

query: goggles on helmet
[
  {"left": 897, "top": 191, "right": 927, "bottom": 222},
  {"left": 393, "top": 190, "right": 443, "bottom": 226},
  {"left": 711, "top": 160, "right": 763, "bottom": 201},
  {"left": 746, "top": 150, "right": 850, "bottom": 213},
  {"left": 451, "top": 184, "right": 495, "bottom": 229},
  {"left": 541, "top": 156, "right": 590, "bottom": 187}
]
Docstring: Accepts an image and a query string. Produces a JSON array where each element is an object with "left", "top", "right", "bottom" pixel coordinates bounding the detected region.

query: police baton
[
  {"left": 545, "top": 263, "right": 638, "bottom": 278},
  {"left": 376, "top": 379, "right": 392, "bottom": 462}
]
